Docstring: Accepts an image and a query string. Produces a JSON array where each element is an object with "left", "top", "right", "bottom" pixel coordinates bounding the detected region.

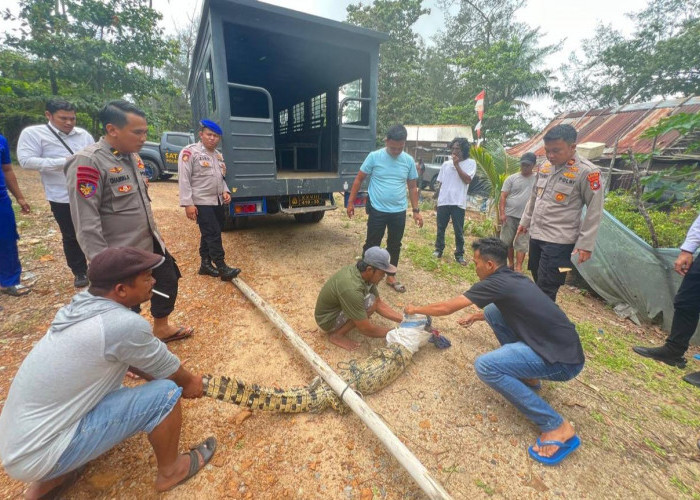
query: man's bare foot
[
  {"left": 532, "top": 420, "right": 576, "bottom": 458},
  {"left": 329, "top": 332, "right": 360, "bottom": 351},
  {"left": 154, "top": 449, "right": 203, "bottom": 492},
  {"left": 25, "top": 468, "right": 82, "bottom": 499}
]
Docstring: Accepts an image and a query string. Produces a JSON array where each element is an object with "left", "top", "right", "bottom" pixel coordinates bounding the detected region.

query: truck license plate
[{"left": 290, "top": 194, "right": 322, "bottom": 207}]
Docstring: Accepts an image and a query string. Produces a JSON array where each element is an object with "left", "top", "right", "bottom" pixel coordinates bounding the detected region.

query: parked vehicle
[
  {"left": 188, "top": 0, "right": 387, "bottom": 227},
  {"left": 421, "top": 154, "right": 449, "bottom": 191},
  {"left": 139, "top": 131, "right": 195, "bottom": 181}
]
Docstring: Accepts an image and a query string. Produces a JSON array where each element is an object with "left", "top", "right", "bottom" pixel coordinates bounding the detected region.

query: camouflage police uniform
[
  {"left": 519, "top": 153, "right": 604, "bottom": 301},
  {"left": 65, "top": 138, "right": 181, "bottom": 317},
  {"left": 178, "top": 141, "right": 236, "bottom": 276}
]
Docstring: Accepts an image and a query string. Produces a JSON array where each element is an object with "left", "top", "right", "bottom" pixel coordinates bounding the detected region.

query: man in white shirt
[
  {"left": 633, "top": 214, "right": 700, "bottom": 387},
  {"left": 433, "top": 138, "right": 476, "bottom": 265},
  {"left": 17, "top": 99, "right": 95, "bottom": 287}
]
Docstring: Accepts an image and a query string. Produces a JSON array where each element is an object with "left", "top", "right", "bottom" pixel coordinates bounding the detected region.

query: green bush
[{"left": 605, "top": 192, "right": 699, "bottom": 248}]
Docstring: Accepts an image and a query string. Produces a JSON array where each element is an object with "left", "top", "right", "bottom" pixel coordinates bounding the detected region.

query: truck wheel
[
  {"left": 223, "top": 214, "right": 249, "bottom": 231},
  {"left": 294, "top": 211, "right": 325, "bottom": 223},
  {"left": 142, "top": 160, "right": 161, "bottom": 182},
  {"left": 429, "top": 174, "right": 439, "bottom": 191}
]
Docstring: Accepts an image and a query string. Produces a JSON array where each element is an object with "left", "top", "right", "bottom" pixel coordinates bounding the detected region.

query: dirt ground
[{"left": 1, "top": 167, "right": 699, "bottom": 499}]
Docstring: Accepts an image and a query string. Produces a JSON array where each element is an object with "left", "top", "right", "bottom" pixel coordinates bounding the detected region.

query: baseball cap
[
  {"left": 88, "top": 247, "right": 164, "bottom": 288},
  {"left": 520, "top": 152, "right": 537, "bottom": 166},
  {"left": 200, "top": 119, "right": 222, "bottom": 135},
  {"left": 363, "top": 247, "right": 397, "bottom": 275}
]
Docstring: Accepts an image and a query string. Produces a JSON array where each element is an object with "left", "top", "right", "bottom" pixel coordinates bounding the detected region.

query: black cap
[
  {"left": 520, "top": 152, "right": 537, "bottom": 166},
  {"left": 88, "top": 247, "right": 164, "bottom": 288}
]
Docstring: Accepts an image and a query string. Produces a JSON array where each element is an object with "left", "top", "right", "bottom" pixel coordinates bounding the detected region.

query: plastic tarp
[{"left": 574, "top": 209, "right": 699, "bottom": 344}]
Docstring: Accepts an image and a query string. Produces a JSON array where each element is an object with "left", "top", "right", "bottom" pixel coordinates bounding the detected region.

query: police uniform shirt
[
  {"left": 178, "top": 142, "right": 229, "bottom": 207},
  {"left": 65, "top": 138, "right": 166, "bottom": 261},
  {"left": 519, "top": 153, "right": 604, "bottom": 251}
]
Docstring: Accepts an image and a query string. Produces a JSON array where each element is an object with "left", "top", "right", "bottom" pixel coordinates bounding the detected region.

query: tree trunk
[{"left": 629, "top": 150, "right": 659, "bottom": 248}]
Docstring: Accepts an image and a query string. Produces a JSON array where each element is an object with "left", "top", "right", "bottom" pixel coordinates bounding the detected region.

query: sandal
[
  {"left": 167, "top": 437, "right": 217, "bottom": 491},
  {"left": 1, "top": 284, "right": 32, "bottom": 297},
  {"left": 387, "top": 280, "right": 407, "bottom": 293},
  {"left": 161, "top": 326, "right": 194, "bottom": 344}
]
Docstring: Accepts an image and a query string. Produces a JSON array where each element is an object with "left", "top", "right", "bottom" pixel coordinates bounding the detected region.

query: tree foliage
[{"left": 556, "top": 0, "right": 700, "bottom": 108}]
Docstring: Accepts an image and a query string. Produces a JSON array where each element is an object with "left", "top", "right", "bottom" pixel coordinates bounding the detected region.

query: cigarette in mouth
[{"left": 152, "top": 289, "right": 170, "bottom": 299}]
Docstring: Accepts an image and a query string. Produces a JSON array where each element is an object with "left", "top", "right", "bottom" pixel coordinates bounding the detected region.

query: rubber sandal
[
  {"left": 161, "top": 326, "right": 194, "bottom": 344},
  {"left": 528, "top": 435, "right": 581, "bottom": 465},
  {"left": 387, "top": 281, "right": 406, "bottom": 293},
  {"left": 167, "top": 437, "right": 217, "bottom": 491},
  {"left": 1, "top": 284, "right": 32, "bottom": 297},
  {"left": 38, "top": 465, "right": 85, "bottom": 499}
]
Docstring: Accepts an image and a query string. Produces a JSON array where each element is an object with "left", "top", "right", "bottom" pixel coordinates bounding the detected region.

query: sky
[{"left": 1, "top": 0, "right": 642, "bottom": 124}]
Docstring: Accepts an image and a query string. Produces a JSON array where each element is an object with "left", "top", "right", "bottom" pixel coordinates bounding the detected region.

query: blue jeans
[
  {"left": 475, "top": 304, "right": 584, "bottom": 432},
  {"left": 43, "top": 380, "right": 182, "bottom": 480}
]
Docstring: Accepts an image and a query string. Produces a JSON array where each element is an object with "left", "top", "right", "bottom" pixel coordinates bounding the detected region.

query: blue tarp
[{"left": 574, "top": 210, "right": 699, "bottom": 344}]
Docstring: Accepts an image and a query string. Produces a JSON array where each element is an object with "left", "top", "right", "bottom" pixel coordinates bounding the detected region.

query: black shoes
[
  {"left": 74, "top": 273, "right": 89, "bottom": 288},
  {"left": 198, "top": 260, "right": 220, "bottom": 278},
  {"left": 215, "top": 263, "right": 241, "bottom": 281},
  {"left": 682, "top": 371, "right": 700, "bottom": 388},
  {"left": 632, "top": 344, "right": 687, "bottom": 368}
]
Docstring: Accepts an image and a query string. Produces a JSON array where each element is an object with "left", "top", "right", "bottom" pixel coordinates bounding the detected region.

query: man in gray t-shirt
[
  {"left": 0, "top": 248, "right": 216, "bottom": 496},
  {"left": 499, "top": 153, "right": 536, "bottom": 271}
]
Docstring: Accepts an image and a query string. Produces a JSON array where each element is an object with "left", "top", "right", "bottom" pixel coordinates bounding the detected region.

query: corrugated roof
[{"left": 509, "top": 96, "right": 699, "bottom": 159}]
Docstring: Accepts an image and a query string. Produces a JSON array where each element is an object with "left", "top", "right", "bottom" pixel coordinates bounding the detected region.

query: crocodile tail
[{"left": 203, "top": 375, "right": 335, "bottom": 413}]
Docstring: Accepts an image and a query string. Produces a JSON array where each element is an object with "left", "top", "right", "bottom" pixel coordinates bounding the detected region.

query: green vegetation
[
  {"left": 474, "top": 479, "right": 495, "bottom": 496},
  {"left": 604, "top": 192, "right": 699, "bottom": 248},
  {"left": 464, "top": 218, "right": 498, "bottom": 239},
  {"left": 670, "top": 476, "right": 700, "bottom": 499},
  {"left": 642, "top": 437, "right": 667, "bottom": 457}
]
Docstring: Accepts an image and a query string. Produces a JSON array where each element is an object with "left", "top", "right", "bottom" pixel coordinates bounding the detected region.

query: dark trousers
[
  {"left": 132, "top": 241, "right": 180, "bottom": 319},
  {"left": 49, "top": 201, "right": 87, "bottom": 276},
  {"left": 196, "top": 204, "right": 226, "bottom": 264},
  {"left": 363, "top": 199, "right": 406, "bottom": 267},
  {"left": 0, "top": 196, "right": 21, "bottom": 287},
  {"left": 435, "top": 205, "right": 466, "bottom": 258},
  {"left": 528, "top": 239, "right": 575, "bottom": 302},
  {"left": 666, "top": 256, "right": 700, "bottom": 354}
]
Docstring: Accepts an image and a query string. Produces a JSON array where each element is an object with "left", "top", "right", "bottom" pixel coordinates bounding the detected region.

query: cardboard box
[{"left": 577, "top": 142, "right": 606, "bottom": 160}]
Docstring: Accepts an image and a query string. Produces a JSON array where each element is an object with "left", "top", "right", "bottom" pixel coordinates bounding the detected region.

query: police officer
[
  {"left": 65, "top": 100, "right": 193, "bottom": 343},
  {"left": 517, "top": 124, "right": 604, "bottom": 301},
  {"left": 178, "top": 120, "right": 240, "bottom": 280}
]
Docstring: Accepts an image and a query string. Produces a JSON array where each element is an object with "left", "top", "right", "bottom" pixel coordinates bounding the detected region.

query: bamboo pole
[{"left": 231, "top": 277, "right": 453, "bottom": 500}]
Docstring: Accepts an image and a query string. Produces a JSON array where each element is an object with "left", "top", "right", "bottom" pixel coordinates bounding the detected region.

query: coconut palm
[{"left": 470, "top": 142, "right": 521, "bottom": 224}]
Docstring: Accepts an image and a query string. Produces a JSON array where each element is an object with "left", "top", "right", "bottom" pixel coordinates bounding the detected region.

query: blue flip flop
[{"left": 528, "top": 435, "right": 581, "bottom": 465}]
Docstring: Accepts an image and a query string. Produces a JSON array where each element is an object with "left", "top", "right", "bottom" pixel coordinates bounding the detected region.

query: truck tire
[
  {"left": 223, "top": 213, "right": 249, "bottom": 231},
  {"left": 429, "top": 174, "right": 439, "bottom": 191},
  {"left": 294, "top": 211, "right": 325, "bottom": 223},
  {"left": 142, "top": 159, "right": 161, "bottom": 182}
]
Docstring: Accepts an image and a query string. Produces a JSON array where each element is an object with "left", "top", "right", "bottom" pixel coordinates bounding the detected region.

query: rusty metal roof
[{"left": 509, "top": 96, "right": 700, "bottom": 160}]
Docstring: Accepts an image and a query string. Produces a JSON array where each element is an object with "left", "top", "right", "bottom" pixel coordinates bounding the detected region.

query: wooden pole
[{"left": 231, "top": 277, "right": 453, "bottom": 500}]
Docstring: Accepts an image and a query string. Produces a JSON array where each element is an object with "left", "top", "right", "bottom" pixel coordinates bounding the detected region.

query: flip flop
[
  {"left": 167, "top": 437, "right": 217, "bottom": 491},
  {"left": 161, "top": 326, "right": 194, "bottom": 344},
  {"left": 1, "top": 284, "right": 32, "bottom": 297},
  {"left": 38, "top": 465, "right": 85, "bottom": 499},
  {"left": 528, "top": 435, "right": 581, "bottom": 465},
  {"left": 387, "top": 281, "right": 407, "bottom": 293}
]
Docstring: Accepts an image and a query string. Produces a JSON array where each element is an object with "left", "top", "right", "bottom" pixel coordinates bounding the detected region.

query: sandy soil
[{"left": 0, "top": 168, "right": 698, "bottom": 499}]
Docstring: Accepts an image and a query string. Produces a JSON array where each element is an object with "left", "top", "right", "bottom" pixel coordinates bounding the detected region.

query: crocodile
[{"left": 203, "top": 315, "right": 442, "bottom": 414}]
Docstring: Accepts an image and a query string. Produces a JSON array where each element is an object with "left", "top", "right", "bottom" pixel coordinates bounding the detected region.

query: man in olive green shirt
[{"left": 315, "top": 247, "right": 403, "bottom": 351}]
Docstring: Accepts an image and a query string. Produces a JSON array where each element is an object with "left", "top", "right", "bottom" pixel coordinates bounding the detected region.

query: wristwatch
[{"left": 412, "top": 208, "right": 420, "bottom": 213}]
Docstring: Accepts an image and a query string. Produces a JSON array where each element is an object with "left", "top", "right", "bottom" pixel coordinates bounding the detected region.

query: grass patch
[
  {"left": 464, "top": 218, "right": 498, "bottom": 238},
  {"left": 643, "top": 437, "right": 667, "bottom": 457},
  {"left": 29, "top": 243, "right": 50, "bottom": 260},
  {"left": 669, "top": 476, "right": 700, "bottom": 499},
  {"left": 658, "top": 405, "right": 700, "bottom": 428},
  {"left": 590, "top": 410, "right": 604, "bottom": 423},
  {"left": 474, "top": 479, "right": 495, "bottom": 496},
  {"left": 403, "top": 241, "right": 479, "bottom": 284}
]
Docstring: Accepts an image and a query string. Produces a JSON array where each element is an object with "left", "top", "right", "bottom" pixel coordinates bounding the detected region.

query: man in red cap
[
  {"left": 178, "top": 119, "right": 240, "bottom": 280},
  {"left": 0, "top": 247, "right": 216, "bottom": 497}
]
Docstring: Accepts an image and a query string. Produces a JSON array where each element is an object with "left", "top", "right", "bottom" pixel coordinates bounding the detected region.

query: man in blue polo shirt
[
  {"left": 405, "top": 237, "right": 585, "bottom": 465},
  {"left": 346, "top": 124, "right": 423, "bottom": 293}
]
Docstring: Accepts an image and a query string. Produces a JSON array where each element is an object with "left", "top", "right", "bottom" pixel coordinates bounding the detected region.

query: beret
[{"left": 200, "top": 119, "right": 223, "bottom": 135}]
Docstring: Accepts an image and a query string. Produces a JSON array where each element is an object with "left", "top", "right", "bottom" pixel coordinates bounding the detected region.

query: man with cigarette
[
  {"left": 178, "top": 119, "right": 240, "bottom": 281},
  {"left": 0, "top": 247, "right": 216, "bottom": 498},
  {"left": 315, "top": 247, "right": 404, "bottom": 350},
  {"left": 65, "top": 100, "right": 193, "bottom": 343},
  {"left": 517, "top": 124, "right": 604, "bottom": 301}
]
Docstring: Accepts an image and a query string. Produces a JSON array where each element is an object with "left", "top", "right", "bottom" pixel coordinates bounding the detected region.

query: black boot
[
  {"left": 683, "top": 371, "right": 700, "bottom": 388},
  {"left": 198, "top": 259, "right": 220, "bottom": 277},
  {"left": 632, "top": 344, "right": 687, "bottom": 368},
  {"left": 215, "top": 262, "right": 241, "bottom": 281}
]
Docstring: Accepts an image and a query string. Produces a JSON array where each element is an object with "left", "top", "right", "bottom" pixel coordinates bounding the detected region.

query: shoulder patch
[
  {"left": 587, "top": 172, "right": 601, "bottom": 191},
  {"left": 77, "top": 180, "right": 97, "bottom": 199}
]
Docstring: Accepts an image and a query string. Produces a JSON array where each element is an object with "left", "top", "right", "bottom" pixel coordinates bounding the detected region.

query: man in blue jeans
[
  {"left": 405, "top": 237, "right": 585, "bottom": 465},
  {"left": 0, "top": 247, "right": 216, "bottom": 497},
  {"left": 346, "top": 124, "right": 423, "bottom": 293}
]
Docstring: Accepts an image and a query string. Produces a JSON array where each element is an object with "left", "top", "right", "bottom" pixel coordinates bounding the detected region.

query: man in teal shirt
[{"left": 346, "top": 125, "right": 423, "bottom": 293}]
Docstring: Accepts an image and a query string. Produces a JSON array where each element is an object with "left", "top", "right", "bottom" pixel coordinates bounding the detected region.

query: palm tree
[{"left": 470, "top": 142, "right": 520, "bottom": 226}]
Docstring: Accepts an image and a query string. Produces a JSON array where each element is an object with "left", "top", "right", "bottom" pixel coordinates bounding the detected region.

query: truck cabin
[{"left": 189, "top": 0, "right": 387, "bottom": 190}]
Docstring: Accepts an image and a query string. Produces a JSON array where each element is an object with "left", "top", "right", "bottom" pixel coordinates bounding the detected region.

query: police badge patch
[
  {"left": 78, "top": 180, "right": 97, "bottom": 198},
  {"left": 118, "top": 184, "right": 133, "bottom": 193},
  {"left": 588, "top": 172, "right": 601, "bottom": 191}
]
